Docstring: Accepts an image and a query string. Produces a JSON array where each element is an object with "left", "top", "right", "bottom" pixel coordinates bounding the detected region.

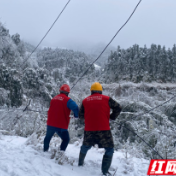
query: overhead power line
[
  {"left": 71, "top": 0, "right": 142, "bottom": 90},
  {"left": 118, "top": 94, "right": 176, "bottom": 128},
  {"left": 21, "top": 0, "right": 71, "bottom": 70},
  {"left": 121, "top": 124, "right": 164, "bottom": 159}
]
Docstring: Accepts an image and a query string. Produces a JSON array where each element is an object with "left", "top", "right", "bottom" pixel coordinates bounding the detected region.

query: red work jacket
[
  {"left": 47, "top": 94, "right": 71, "bottom": 129},
  {"left": 83, "top": 93, "right": 110, "bottom": 131}
]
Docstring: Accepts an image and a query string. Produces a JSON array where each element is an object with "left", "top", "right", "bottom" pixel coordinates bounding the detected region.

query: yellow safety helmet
[{"left": 90, "top": 82, "right": 103, "bottom": 91}]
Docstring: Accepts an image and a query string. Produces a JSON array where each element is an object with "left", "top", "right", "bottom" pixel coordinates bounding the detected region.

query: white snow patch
[
  {"left": 94, "top": 64, "right": 101, "bottom": 70},
  {"left": 0, "top": 135, "right": 149, "bottom": 176}
]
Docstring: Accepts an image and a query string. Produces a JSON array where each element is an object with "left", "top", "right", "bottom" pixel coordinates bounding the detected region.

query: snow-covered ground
[{"left": 0, "top": 135, "right": 149, "bottom": 176}]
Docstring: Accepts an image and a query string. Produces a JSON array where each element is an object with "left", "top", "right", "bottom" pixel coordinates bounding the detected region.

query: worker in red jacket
[
  {"left": 78, "top": 82, "right": 122, "bottom": 176},
  {"left": 44, "top": 84, "right": 79, "bottom": 152}
]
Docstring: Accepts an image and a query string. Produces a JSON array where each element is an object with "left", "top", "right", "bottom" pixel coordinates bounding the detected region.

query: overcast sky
[{"left": 0, "top": 0, "right": 175, "bottom": 50}]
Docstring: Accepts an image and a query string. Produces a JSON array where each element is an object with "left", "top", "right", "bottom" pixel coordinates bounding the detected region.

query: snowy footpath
[{"left": 0, "top": 135, "right": 149, "bottom": 176}]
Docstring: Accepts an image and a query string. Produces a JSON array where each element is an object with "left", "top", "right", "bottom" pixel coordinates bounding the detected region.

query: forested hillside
[
  {"left": 0, "top": 22, "right": 96, "bottom": 108},
  {"left": 102, "top": 44, "right": 176, "bottom": 83},
  {"left": 37, "top": 48, "right": 95, "bottom": 83}
]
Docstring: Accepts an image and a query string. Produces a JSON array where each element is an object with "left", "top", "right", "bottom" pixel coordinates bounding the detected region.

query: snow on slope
[
  {"left": 94, "top": 64, "right": 101, "bottom": 70},
  {"left": 0, "top": 135, "right": 149, "bottom": 176}
]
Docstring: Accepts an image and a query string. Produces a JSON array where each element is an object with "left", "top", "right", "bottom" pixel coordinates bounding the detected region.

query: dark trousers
[
  {"left": 44, "top": 125, "right": 70, "bottom": 152},
  {"left": 80, "top": 145, "right": 114, "bottom": 156}
]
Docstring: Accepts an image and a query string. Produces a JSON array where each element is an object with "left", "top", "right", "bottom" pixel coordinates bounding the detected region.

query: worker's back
[
  {"left": 83, "top": 93, "right": 110, "bottom": 131},
  {"left": 47, "top": 93, "right": 71, "bottom": 129}
]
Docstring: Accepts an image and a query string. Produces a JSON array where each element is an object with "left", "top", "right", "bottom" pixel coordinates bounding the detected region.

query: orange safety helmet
[{"left": 59, "top": 84, "right": 70, "bottom": 93}]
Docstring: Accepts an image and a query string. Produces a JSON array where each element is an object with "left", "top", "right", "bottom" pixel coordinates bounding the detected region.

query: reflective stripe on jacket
[
  {"left": 47, "top": 94, "right": 71, "bottom": 129},
  {"left": 83, "top": 93, "right": 110, "bottom": 131}
]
